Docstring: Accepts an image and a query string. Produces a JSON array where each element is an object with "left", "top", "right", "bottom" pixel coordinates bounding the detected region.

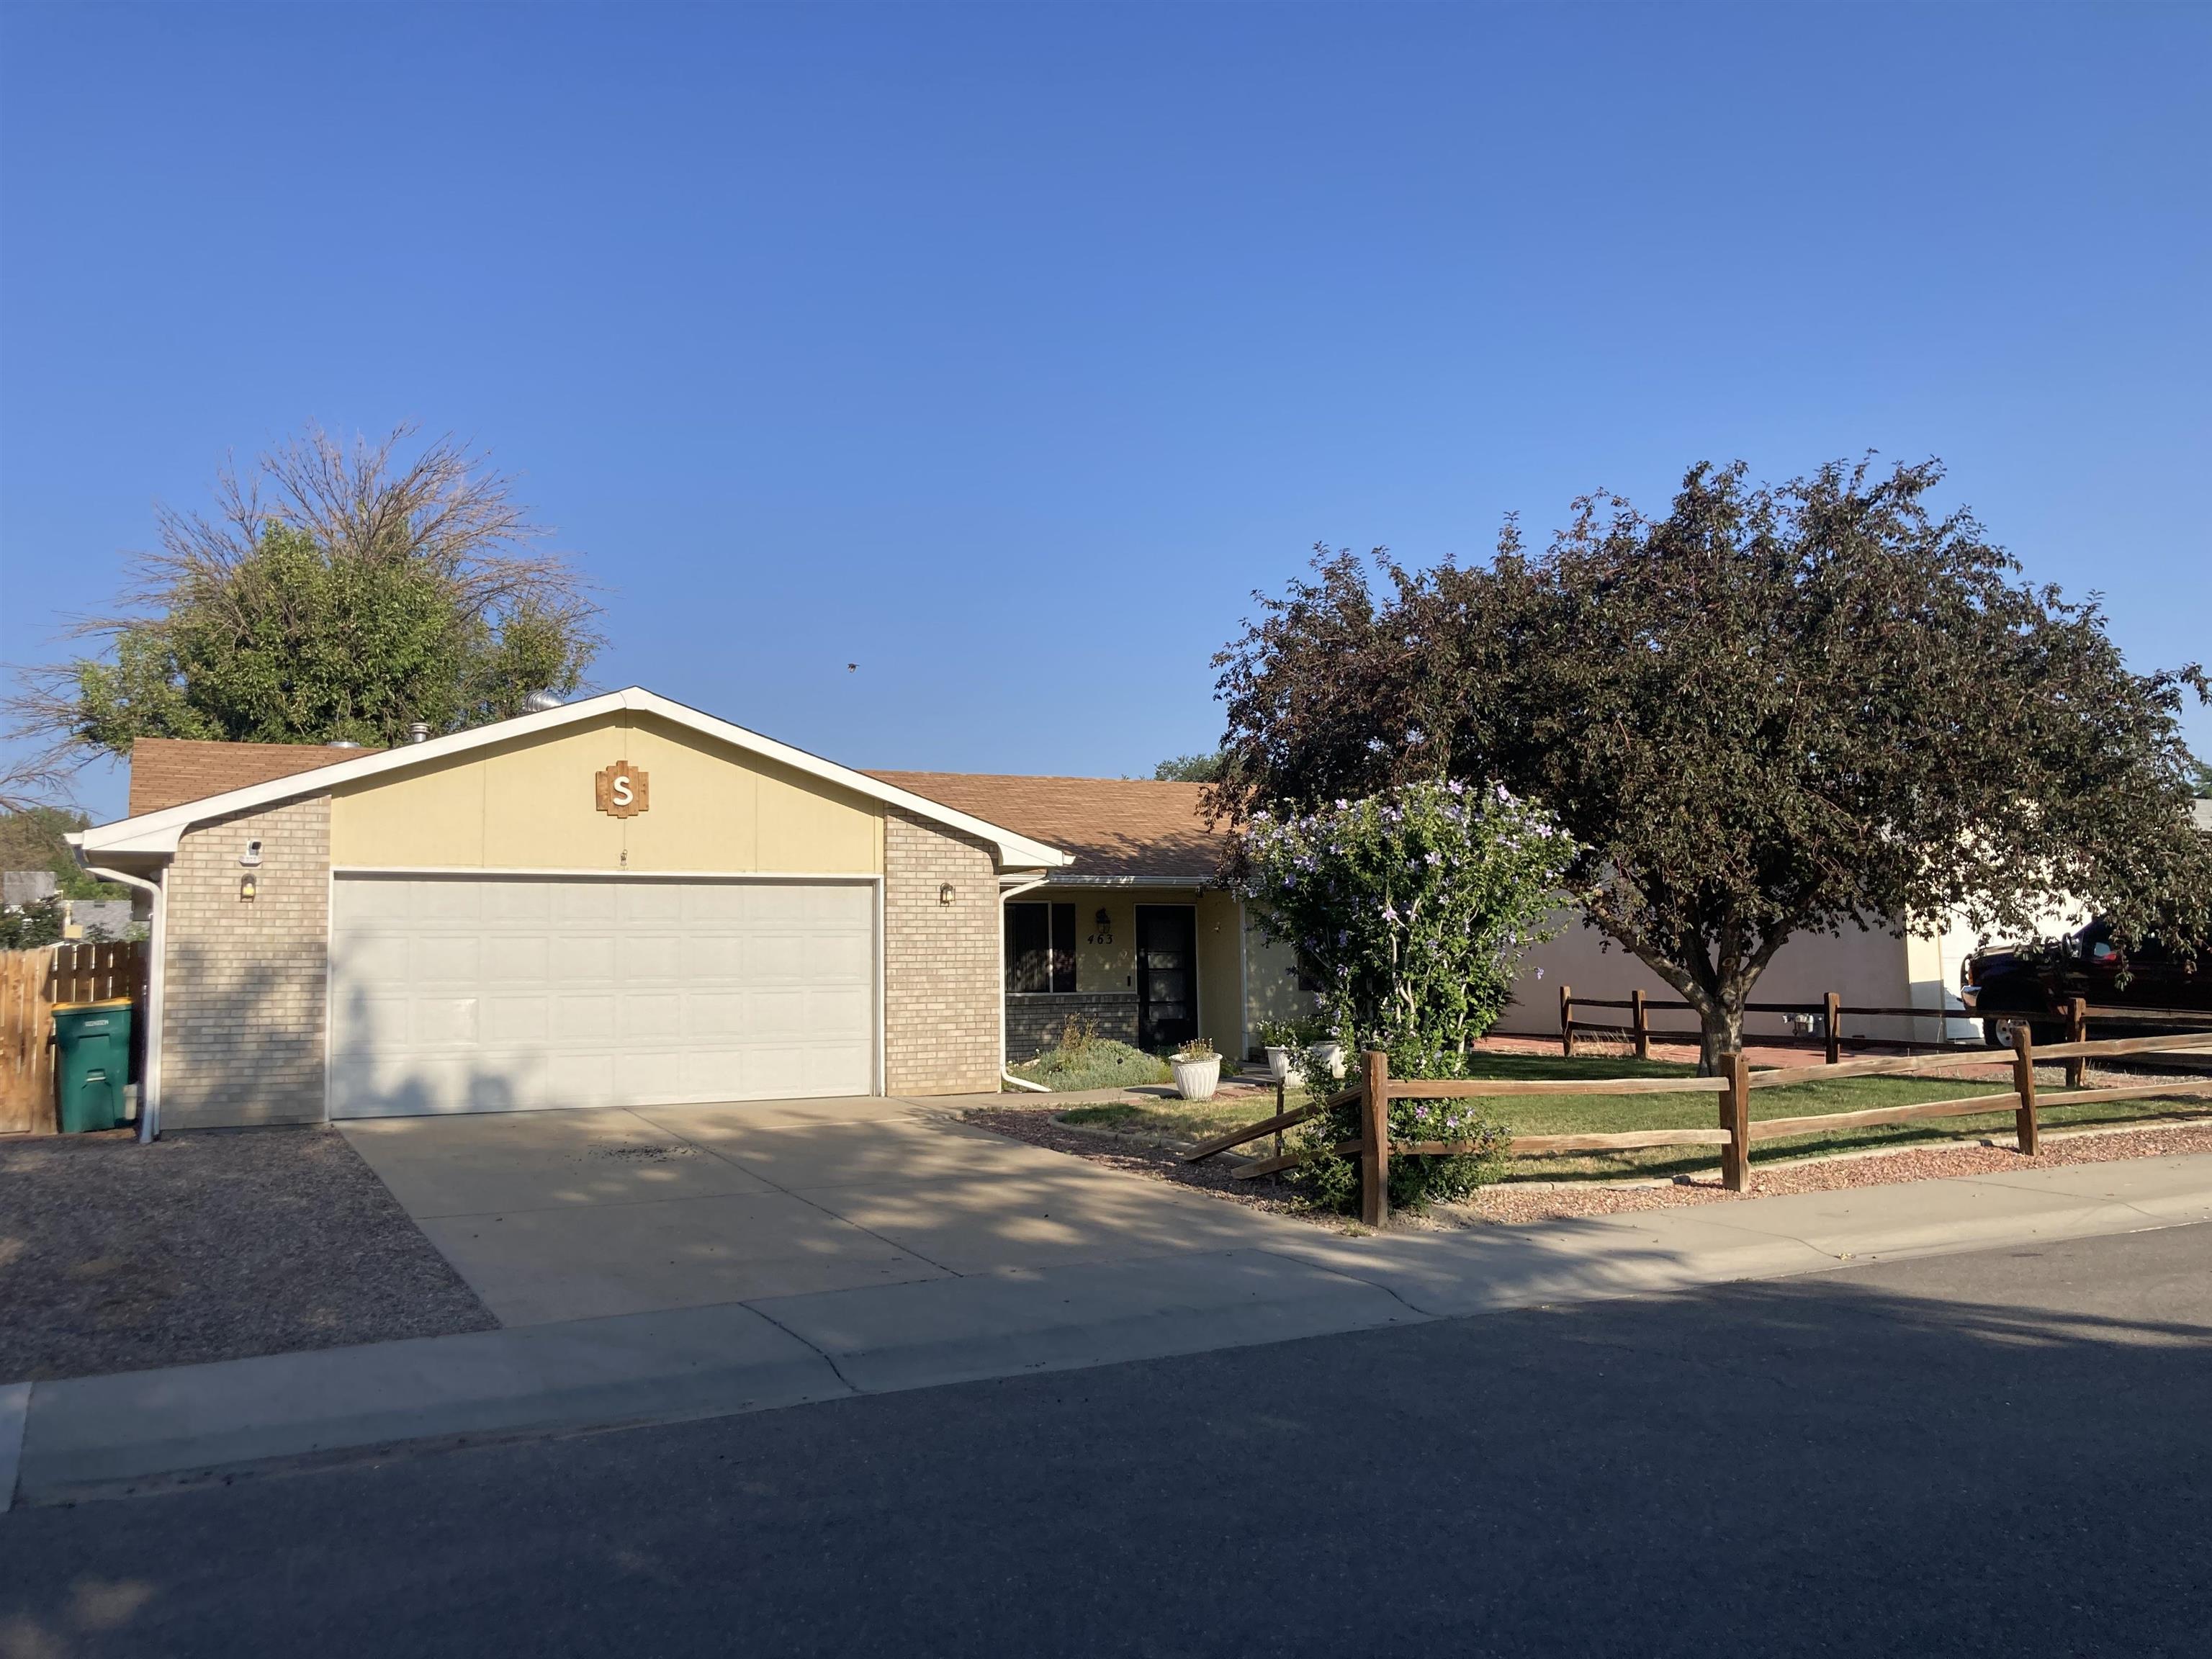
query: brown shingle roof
[
  {"left": 867, "top": 772, "right": 1224, "bottom": 883},
  {"left": 127, "top": 737, "right": 371, "bottom": 817}
]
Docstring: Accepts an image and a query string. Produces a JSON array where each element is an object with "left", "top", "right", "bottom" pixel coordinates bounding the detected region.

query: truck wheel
[{"left": 1983, "top": 1016, "right": 2064, "bottom": 1048}]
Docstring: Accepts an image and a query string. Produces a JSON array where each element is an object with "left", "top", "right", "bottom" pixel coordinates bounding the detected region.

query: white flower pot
[
  {"left": 1308, "top": 1041, "right": 1346, "bottom": 1082},
  {"left": 1264, "top": 1046, "right": 1293, "bottom": 1083},
  {"left": 1172, "top": 1053, "right": 1223, "bottom": 1102}
]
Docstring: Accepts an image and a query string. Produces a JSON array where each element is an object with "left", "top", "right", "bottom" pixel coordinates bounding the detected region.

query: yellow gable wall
[{"left": 328, "top": 711, "right": 884, "bottom": 874}]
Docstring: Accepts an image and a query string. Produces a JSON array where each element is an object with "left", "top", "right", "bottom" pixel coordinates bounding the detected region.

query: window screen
[{"left": 1006, "top": 902, "right": 1076, "bottom": 993}]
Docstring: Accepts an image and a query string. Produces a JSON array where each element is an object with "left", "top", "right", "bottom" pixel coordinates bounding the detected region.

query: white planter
[
  {"left": 1264, "top": 1046, "right": 1293, "bottom": 1083},
  {"left": 1308, "top": 1041, "right": 1346, "bottom": 1082},
  {"left": 1172, "top": 1053, "right": 1223, "bottom": 1102}
]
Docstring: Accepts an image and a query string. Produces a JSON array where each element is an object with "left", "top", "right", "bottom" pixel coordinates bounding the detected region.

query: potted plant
[
  {"left": 1306, "top": 1031, "right": 1346, "bottom": 1082},
  {"left": 1171, "top": 1038, "right": 1222, "bottom": 1102},
  {"left": 1256, "top": 1020, "right": 1300, "bottom": 1084}
]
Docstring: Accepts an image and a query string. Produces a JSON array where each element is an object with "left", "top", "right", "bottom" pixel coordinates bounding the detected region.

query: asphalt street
[{"left": 4, "top": 1223, "right": 2209, "bottom": 1658}]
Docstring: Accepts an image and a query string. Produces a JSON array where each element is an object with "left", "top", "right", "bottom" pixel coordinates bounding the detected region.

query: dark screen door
[{"left": 1136, "top": 905, "right": 1197, "bottom": 1052}]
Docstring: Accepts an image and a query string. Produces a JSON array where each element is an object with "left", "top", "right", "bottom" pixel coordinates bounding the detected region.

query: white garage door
[{"left": 329, "top": 876, "right": 877, "bottom": 1118}]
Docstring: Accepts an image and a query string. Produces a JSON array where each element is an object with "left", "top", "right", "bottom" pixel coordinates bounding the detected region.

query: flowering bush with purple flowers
[
  {"left": 1240, "top": 781, "right": 1572, "bottom": 1211},
  {"left": 1240, "top": 780, "right": 1575, "bottom": 1076}
]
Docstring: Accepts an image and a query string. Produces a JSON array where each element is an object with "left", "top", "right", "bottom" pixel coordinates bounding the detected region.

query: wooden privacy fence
[
  {"left": 0, "top": 940, "right": 148, "bottom": 1136},
  {"left": 1558, "top": 984, "right": 2212, "bottom": 1070},
  {"left": 1184, "top": 1029, "right": 2212, "bottom": 1227}
]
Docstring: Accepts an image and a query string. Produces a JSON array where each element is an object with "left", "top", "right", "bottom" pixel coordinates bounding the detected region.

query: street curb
[
  {"left": 0, "top": 1380, "right": 29, "bottom": 1512},
  {"left": 750, "top": 1249, "right": 1421, "bottom": 1395},
  {"left": 16, "top": 1303, "right": 847, "bottom": 1507}
]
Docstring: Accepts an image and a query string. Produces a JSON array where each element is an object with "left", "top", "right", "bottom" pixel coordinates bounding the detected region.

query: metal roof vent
[
  {"left": 326, "top": 739, "right": 363, "bottom": 749},
  {"left": 523, "top": 689, "right": 565, "bottom": 714},
  {"left": 408, "top": 721, "right": 431, "bottom": 745}
]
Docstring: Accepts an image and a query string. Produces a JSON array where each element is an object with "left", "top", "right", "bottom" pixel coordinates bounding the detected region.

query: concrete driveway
[{"left": 339, "top": 1095, "right": 1305, "bottom": 1326}]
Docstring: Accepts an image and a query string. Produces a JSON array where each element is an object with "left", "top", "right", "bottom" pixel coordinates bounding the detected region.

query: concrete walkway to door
[{"left": 338, "top": 1094, "right": 1313, "bottom": 1326}]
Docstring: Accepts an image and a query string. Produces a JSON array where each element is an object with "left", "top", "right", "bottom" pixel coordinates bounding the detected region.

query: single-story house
[{"left": 70, "top": 688, "right": 1307, "bottom": 1131}]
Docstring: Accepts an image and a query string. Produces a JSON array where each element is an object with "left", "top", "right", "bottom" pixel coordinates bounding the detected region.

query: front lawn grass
[
  {"left": 1458, "top": 1052, "right": 2200, "bottom": 1179},
  {"left": 1055, "top": 1051, "right": 2211, "bottom": 1179}
]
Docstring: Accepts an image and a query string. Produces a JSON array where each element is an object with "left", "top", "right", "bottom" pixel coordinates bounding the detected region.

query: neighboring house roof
[
  {"left": 75, "top": 689, "right": 1069, "bottom": 871},
  {"left": 2195, "top": 799, "right": 2212, "bottom": 836},
  {"left": 866, "top": 772, "right": 1225, "bottom": 885},
  {"left": 127, "top": 736, "right": 370, "bottom": 817},
  {"left": 3, "top": 870, "right": 60, "bottom": 907}
]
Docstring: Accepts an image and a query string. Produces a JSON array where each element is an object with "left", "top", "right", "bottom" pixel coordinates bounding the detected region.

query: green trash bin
[{"left": 53, "top": 997, "right": 134, "bottom": 1133}]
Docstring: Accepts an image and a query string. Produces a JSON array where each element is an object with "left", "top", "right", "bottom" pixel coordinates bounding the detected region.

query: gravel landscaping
[{"left": 0, "top": 1125, "right": 494, "bottom": 1382}]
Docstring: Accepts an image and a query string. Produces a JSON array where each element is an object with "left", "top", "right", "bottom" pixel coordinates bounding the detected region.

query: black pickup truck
[{"left": 1960, "top": 918, "right": 2211, "bottom": 1046}]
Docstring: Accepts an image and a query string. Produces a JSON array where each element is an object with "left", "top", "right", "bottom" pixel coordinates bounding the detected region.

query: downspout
[
  {"left": 78, "top": 859, "right": 165, "bottom": 1143},
  {"left": 999, "top": 874, "right": 1053, "bottom": 1092}
]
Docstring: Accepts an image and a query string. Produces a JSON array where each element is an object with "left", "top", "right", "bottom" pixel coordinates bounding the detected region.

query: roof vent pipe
[
  {"left": 523, "top": 689, "right": 565, "bottom": 714},
  {"left": 408, "top": 721, "right": 431, "bottom": 745}
]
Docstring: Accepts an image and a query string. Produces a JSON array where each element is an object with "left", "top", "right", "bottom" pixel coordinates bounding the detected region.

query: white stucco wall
[{"left": 1496, "top": 912, "right": 1928, "bottom": 1045}]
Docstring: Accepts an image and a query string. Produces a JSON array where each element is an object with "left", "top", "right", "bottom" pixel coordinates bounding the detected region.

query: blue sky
[{"left": 3, "top": 2, "right": 2206, "bottom": 824}]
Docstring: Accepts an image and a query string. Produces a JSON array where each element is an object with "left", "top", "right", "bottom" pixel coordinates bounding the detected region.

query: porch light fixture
[
  {"left": 939, "top": 883, "right": 955, "bottom": 905},
  {"left": 239, "top": 873, "right": 258, "bottom": 902},
  {"left": 1094, "top": 909, "right": 1110, "bottom": 929}
]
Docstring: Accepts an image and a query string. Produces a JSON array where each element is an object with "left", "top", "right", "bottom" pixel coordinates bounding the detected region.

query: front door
[{"left": 1136, "top": 905, "right": 1197, "bottom": 1053}]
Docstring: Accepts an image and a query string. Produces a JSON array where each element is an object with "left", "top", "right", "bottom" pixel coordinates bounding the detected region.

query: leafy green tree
[
  {"left": 2189, "top": 756, "right": 2212, "bottom": 799},
  {"left": 13, "top": 423, "right": 598, "bottom": 768},
  {"left": 0, "top": 895, "right": 66, "bottom": 950},
  {"left": 1150, "top": 752, "right": 1226, "bottom": 782},
  {"left": 0, "top": 807, "right": 124, "bottom": 898},
  {"left": 1210, "top": 459, "right": 2212, "bottom": 1072}
]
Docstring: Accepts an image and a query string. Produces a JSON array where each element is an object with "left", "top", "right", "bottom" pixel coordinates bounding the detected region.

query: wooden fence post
[
  {"left": 1361, "top": 1048, "right": 1390, "bottom": 1228},
  {"left": 2064, "top": 998, "right": 2087, "bottom": 1090},
  {"left": 1560, "top": 984, "right": 1574, "bottom": 1058},
  {"left": 1274, "top": 1078, "right": 1286, "bottom": 1161},
  {"left": 1632, "top": 989, "right": 1650, "bottom": 1061},
  {"left": 2010, "top": 1021, "right": 2040, "bottom": 1157},
  {"left": 1823, "top": 991, "right": 1841, "bottom": 1066},
  {"left": 1719, "top": 1051, "right": 1750, "bottom": 1192}
]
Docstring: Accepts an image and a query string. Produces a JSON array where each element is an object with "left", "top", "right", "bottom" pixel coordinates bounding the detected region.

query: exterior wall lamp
[{"left": 939, "top": 883, "right": 955, "bottom": 905}]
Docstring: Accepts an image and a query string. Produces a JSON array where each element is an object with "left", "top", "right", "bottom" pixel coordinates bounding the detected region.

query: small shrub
[
  {"left": 1057, "top": 1012, "right": 1098, "bottom": 1058},
  {"left": 1286, "top": 1059, "right": 1510, "bottom": 1214},
  {"left": 1010, "top": 1038, "right": 1172, "bottom": 1093},
  {"left": 1172, "top": 1037, "right": 1216, "bottom": 1061}
]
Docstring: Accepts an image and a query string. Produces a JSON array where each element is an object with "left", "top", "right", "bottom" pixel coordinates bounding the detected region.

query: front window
[{"left": 1006, "top": 902, "right": 1076, "bottom": 994}]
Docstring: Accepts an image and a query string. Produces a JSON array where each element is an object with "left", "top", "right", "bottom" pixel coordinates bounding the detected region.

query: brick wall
[
  {"left": 882, "top": 808, "right": 1002, "bottom": 1094},
  {"left": 161, "top": 796, "right": 331, "bottom": 1128},
  {"left": 1006, "top": 992, "right": 1139, "bottom": 1061}
]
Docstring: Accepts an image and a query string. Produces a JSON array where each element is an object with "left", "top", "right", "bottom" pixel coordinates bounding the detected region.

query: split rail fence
[
  {"left": 1186, "top": 1027, "right": 2212, "bottom": 1227},
  {"left": 1558, "top": 984, "right": 2212, "bottom": 1075},
  {"left": 0, "top": 940, "right": 148, "bottom": 1136}
]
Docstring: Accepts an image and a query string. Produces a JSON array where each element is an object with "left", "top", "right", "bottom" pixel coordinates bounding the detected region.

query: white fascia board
[{"left": 74, "top": 687, "right": 1072, "bottom": 871}]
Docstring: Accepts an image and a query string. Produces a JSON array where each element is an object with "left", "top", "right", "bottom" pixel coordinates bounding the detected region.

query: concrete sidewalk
[{"left": 12, "top": 1152, "right": 2212, "bottom": 1509}]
